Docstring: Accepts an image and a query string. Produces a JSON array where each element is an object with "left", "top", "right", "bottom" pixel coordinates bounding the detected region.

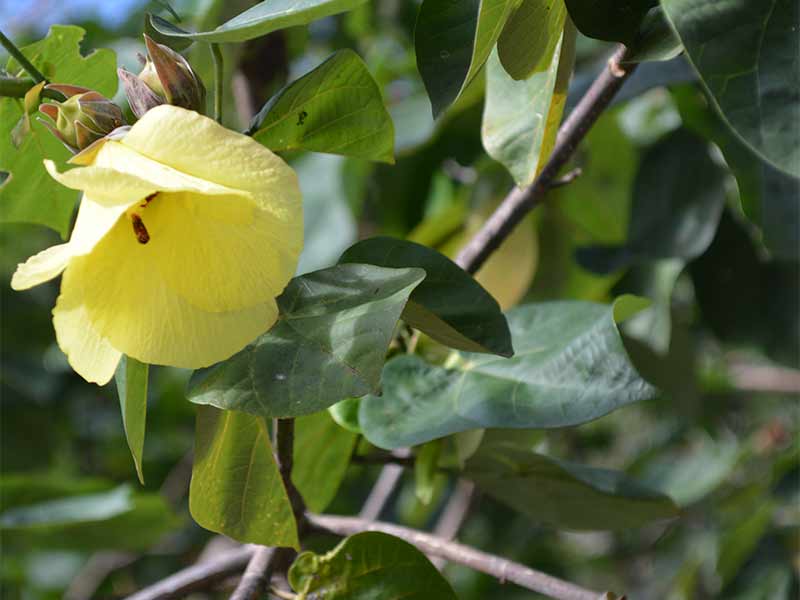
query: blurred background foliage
[{"left": 0, "top": 1, "right": 798, "bottom": 599}]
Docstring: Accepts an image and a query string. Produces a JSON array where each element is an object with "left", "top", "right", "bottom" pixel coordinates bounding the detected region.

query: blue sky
[{"left": 0, "top": 0, "right": 147, "bottom": 35}]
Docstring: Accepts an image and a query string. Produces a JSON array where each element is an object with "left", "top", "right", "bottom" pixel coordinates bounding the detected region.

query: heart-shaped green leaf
[
  {"left": 250, "top": 50, "right": 394, "bottom": 163},
  {"left": 339, "top": 237, "right": 513, "bottom": 357},
  {"left": 360, "top": 297, "right": 655, "bottom": 449},
  {"left": 188, "top": 264, "right": 425, "bottom": 417},
  {"left": 661, "top": 0, "right": 800, "bottom": 177}
]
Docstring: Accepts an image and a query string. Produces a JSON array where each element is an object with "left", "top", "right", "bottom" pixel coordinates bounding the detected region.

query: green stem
[
  {"left": 0, "top": 76, "right": 64, "bottom": 100},
  {"left": 210, "top": 43, "right": 223, "bottom": 123},
  {"left": 0, "top": 30, "right": 47, "bottom": 83}
]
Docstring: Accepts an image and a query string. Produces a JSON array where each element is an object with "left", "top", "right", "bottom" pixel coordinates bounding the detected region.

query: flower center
[{"left": 129, "top": 192, "right": 157, "bottom": 244}]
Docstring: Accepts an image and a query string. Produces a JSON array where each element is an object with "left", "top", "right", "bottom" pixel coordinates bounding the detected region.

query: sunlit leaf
[
  {"left": 0, "top": 26, "right": 117, "bottom": 235},
  {"left": 149, "top": 0, "right": 368, "bottom": 43},
  {"left": 250, "top": 50, "right": 394, "bottom": 163},
  {"left": 189, "top": 406, "right": 299, "bottom": 548}
]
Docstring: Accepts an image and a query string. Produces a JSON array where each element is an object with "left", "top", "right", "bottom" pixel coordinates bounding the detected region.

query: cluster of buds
[
  {"left": 39, "top": 85, "right": 125, "bottom": 153},
  {"left": 118, "top": 35, "right": 206, "bottom": 118}
]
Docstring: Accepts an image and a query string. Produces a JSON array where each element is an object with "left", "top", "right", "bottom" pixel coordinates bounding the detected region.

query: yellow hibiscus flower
[{"left": 11, "top": 105, "right": 303, "bottom": 385}]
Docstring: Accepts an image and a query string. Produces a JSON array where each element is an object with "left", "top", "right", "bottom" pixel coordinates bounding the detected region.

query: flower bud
[
  {"left": 38, "top": 85, "right": 125, "bottom": 153},
  {"left": 119, "top": 34, "right": 206, "bottom": 118}
]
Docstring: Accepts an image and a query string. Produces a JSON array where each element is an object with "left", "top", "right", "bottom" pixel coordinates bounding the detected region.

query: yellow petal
[
  {"left": 134, "top": 191, "right": 299, "bottom": 312},
  {"left": 45, "top": 142, "right": 249, "bottom": 207},
  {"left": 121, "top": 106, "right": 302, "bottom": 239},
  {"left": 11, "top": 192, "right": 138, "bottom": 290},
  {"left": 61, "top": 216, "right": 279, "bottom": 369},
  {"left": 53, "top": 269, "right": 122, "bottom": 384},
  {"left": 11, "top": 244, "right": 73, "bottom": 290}
]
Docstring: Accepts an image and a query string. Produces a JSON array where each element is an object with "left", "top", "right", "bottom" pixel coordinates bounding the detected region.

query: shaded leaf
[
  {"left": 189, "top": 406, "right": 299, "bottom": 548},
  {"left": 250, "top": 50, "right": 394, "bottom": 163},
  {"left": 292, "top": 411, "right": 357, "bottom": 513},
  {"left": 565, "top": 0, "right": 657, "bottom": 44},
  {"left": 360, "top": 297, "right": 656, "bottom": 449},
  {"left": 149, "top": 0, "right": 368, "bottom": 43},
  {"left": 339, "top": 237, "right": 513, "bottom": 356},
  {"left": 482, "top": 21, "right": 575, "bottom": 186},
  {"left": 624, "top": 7, "right": 683, "bottom": 63},
  {"left": 497, "top": 0, "right": 566, "bottom": 80},
  {"left": 661, "top": 0, "right": 800, "bottom": 177},
  {"left": 188, "top": 264, "right": 425, "bottom": 417},
  {"left": 415, "top": 0, "right": 517, "bottom": 117},
  {"left": 414, "top": 441, "right": 441, "bottom": 505},
  {"left": 115, "top": 356, "right": 149, "bottom": 485},
  {"left": 465, "top": 443, "right": 679, "bottom": 530},
  {"left": 289, "top": 532, "right": 457, "bottom": 599},
  {"left": 577, "top": 129, "right": 726, "bottom": 274},
  {"left": 0, "top": 485, "right": 178, "bottom": 551},
  {"left": 0, "top": 26, "right": 117, "bottom": 235},
  {"left": 674, "top": 86, "right": 800, "bottom": 261}
]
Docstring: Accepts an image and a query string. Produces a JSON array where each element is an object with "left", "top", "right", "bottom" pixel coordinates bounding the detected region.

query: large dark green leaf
[
  {"left": 496, "top": 0, "right": 566, "bottom": 80},
  {"left": 292, "top": 411, "right": 357, "bottom": 513},
  {"left": 149, "top": 0, "right": 368, "bottom": 43},
  {"left": 482, "top": 22, "right": 575, "bottom": 186},
  {"left": 188, "top": 264, "right": 425, "bottom": 417},
  {"left": 565, "top": 0, "right": 657, "bottom": 44},
  {"left": 415, "top": 0, "right": 517, "bottom": 117},
  {"left": 249, "top": 50, "right": 394, "bottom": 163},
  {"left": 339, "top": 237, "right": 512, "bottom": 357},
  {"left": 577, "top": 129, "right": 727, "bottom": 274},
  {"left": 674, "top": 86, "right": 800, "bottom": 261},
  {"left": 465, "top": 443, "right": 679, "bottom": 530},
  {"left": 360, "top": 297, "right": 656, "bottom": 449},
  {"left": 289, "top": 532, "right": 457, "bottom": 599},
  {"left": 661, "top": 0, "right": 800, "bottom": 177},
  {"left": 189, "top": 406, "right": 299, "bottom": 548},
  {"left": 0, "top": 26, "right": 117, "bottom": 235},
  {"left": 0, "top": 485, "right": 178, "bottom": 551},
  {"left": 115, "top": 356, "right": 149, "bottom": 485}
]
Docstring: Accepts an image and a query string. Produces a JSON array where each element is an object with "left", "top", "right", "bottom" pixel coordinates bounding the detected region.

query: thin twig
[
  {"left": 124, "top": 546, "right": 256, "bottom": 600},
  {"left": 351, "top": 451, "right": 416, "bottom": 468},
  {"left": 229, "top": 547, "right": 279, "bottom": 600},
  {"left": 430, "top": 479, "right": 476, "bottom": 569},
  {"left": 455, "top": 45, "right": 637, "bottom": 274},
  {"left": 210, "top": 43, "right": 224, "bottom": 123},
  {"left": 0, "top": 30, "right": 46, "bottom": 83},
  {"left": 358, "top": 448, "right": 411, "bottom": 521},
  {"left": 307, "top": 514, "right": 611, "bottom": 600}
]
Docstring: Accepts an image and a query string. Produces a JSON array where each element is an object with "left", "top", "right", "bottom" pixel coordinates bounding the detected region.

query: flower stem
[
  {"left": 210, "top": 43, "right": 223, "bottom": 123},
  {"left": 0, "top": 30, "right": 47, "bottom": 83},
  {"left": 0, "top": 76, "right": 64, "bottom": 100}
]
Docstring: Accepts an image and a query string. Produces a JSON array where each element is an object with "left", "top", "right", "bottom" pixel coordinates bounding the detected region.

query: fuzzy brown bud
[
  {"left": 119, "top": 34, "right": 206, "bottom": 118},
  {"left": 38, "top": 85, "right": 125, "bottom": 153}
]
